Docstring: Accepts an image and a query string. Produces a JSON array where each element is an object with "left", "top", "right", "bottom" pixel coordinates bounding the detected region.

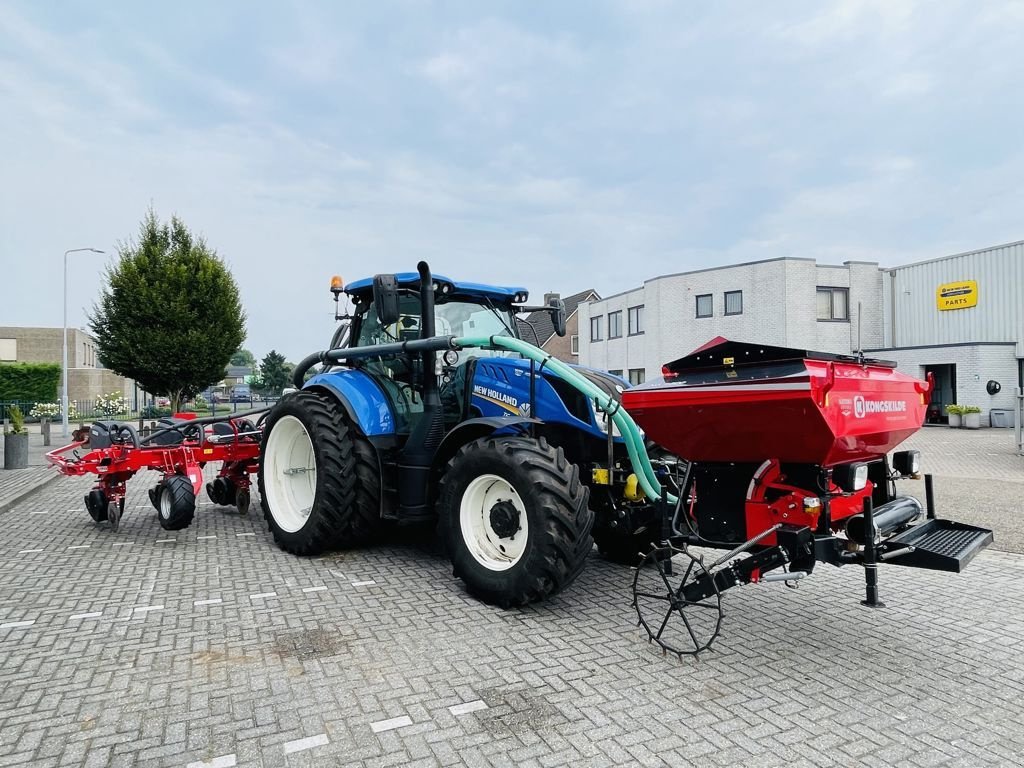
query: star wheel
[{"left": 632, "top": 544, "right": 724, "bottom": 657}]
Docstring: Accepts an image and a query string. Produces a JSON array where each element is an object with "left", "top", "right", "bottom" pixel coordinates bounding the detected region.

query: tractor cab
[
  {"left": 335, "top": 273, "right": 531, "bottom": 429},
  {"left": 344, "top": 272, "right": 524, "bottom": 355}
]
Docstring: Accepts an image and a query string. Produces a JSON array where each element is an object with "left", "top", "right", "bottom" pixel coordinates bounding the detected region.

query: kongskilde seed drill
[{"left": 620, "top": 337, "right": 993, "bottom": 655}]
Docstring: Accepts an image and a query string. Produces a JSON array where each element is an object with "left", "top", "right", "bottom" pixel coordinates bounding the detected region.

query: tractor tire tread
[
  {"left": 258, "top": 390, "right": 380, "bottom": 555},
  {"left": 440, "top": 435, "right": 593, "bottom": 608},
  {"left": 158, "top": 474, "right": 196, "bottom": 530}
]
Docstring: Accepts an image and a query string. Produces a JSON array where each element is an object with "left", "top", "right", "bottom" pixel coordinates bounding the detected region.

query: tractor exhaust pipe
[
  {"left": 845, "top": 496, "right": 922, "bottom": 545},
  {"left": 396, "top": 261, "right": 446, "bottom": 520}
]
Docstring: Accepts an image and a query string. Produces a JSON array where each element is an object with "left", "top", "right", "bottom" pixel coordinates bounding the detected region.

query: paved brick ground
[
  {"left": 901, "top": 427, "right": 1023, "bottom": 482},
  {"left": 1, "top": 468, "right": 1022, "bottom": 767}
]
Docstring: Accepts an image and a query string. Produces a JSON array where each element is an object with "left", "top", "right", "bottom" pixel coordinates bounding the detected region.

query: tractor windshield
[{"left": 355, "top": 296, "right": 518, "bottom": 352}]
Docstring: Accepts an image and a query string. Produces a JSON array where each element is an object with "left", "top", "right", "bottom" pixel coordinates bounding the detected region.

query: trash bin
[{"left": 990, "top": 409, "right": 1014, "bottom": 428}]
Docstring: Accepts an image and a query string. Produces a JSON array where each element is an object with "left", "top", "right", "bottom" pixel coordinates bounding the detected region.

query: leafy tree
[
  {"left": 258, "top": 350, "right": 289, "bottom": 395},
  {"left": 90, "top": 210, "right": 246, "bottom": 412},
  {"left": 231, "top": 348, "right": 256, "bottom": 367}
]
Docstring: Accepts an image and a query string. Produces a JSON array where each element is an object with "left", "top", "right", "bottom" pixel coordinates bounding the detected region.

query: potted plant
[
  {"left": 945, "top": 404, "right": 963, "bottom": 428},
  {"left": 3, "top": 405, "right": 29, "bottom": 470},
  {"left": 962, "top": 405, "right": 981, "bottom": 429}
]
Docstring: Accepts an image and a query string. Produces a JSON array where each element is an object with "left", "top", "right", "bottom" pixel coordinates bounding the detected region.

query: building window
[
  {"left": 609, "top": 369, "right": 623, "bottom": 377},
  {"left": 628, "top": 368, "right": 645, "bottom": 386},
  {"left": 590, "top": 316, "right": 603, "bottom": 341},
  {"left": 816, "top": 286, "right": 849, "bottom": 321},
  {"left": 570, "top": 334, "right": 579, "bottom": 355},
  {"left": 724, "top": 290, "right": 743, "bottom": 316},
  {"left": 627, "top": 305, "right": 644, "bottom": 335},
  {"left": 608, "top": 311, "right": 622, "bottom": 339},
  {"left": 696, "top": 294, "right": 713, "bottom": 318}
]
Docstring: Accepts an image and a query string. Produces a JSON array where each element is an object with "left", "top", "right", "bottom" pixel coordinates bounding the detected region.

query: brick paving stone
[{"left": 0, "top": 467, "right": 1021, "bottom": 766}]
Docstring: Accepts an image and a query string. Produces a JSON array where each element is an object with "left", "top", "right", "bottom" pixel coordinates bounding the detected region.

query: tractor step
[{"left": 883, "top": 519, "right": 993, "bottom": 573}]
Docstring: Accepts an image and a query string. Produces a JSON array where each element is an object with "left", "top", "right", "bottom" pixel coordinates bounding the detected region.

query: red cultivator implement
[
  {"left": 46, "top": 411, "right": 266, "bottom": 532},
  {"left": 622, "top": 338, "right": 993, "bottom": 656}
]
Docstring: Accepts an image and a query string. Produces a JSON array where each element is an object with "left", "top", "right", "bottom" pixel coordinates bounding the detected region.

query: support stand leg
[{"left": 861, "top": 496, "right": 885, "bottom": 608}]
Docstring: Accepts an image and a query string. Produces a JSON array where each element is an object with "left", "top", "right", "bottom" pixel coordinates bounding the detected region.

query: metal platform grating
[{"left": 909, "top": 526, "right": 989, "bottom": 559}]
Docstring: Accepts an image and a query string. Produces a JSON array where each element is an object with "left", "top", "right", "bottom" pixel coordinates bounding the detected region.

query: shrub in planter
[
  {"left": 962, "top": 406, "right": 981, "bottom": 429},
  {"left": 3, "top": 405, "right": 29, "bottom": 469},
  {"left": 945, "top": 404, "right": 963, "bottom": 428}
]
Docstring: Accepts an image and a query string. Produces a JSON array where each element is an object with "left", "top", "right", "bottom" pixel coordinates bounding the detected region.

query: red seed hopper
[
  {"left": 622, "top": 336, "right": 931, "bottom": 466},
  {"left": 619, "top": 337, "right": 992, "bottom": 658}
]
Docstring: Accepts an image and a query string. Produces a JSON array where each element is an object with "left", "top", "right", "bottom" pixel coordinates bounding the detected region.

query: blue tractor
[{"left": 258, "top": 262, "right": 663, "bottom": 607}]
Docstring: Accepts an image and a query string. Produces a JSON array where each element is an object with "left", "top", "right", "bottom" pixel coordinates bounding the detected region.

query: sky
[{"left": 2, "top": 1, "right": 1023, "bottom": 362}]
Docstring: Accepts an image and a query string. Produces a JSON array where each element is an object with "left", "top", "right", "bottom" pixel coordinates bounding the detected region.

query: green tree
[
  {"left": 89, "top": 210, "right": 246, "bottom": 412},
  {"left": 258, "top": 350, "right": 289, "bottom": 395},
  {"left": 231, "top": 348, "right": 256, "bottom": 367}
]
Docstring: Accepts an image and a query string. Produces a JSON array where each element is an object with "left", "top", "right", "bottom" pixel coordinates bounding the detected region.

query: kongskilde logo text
[{"left": 853, "top": 395, "right": 907, "bottom": 418}]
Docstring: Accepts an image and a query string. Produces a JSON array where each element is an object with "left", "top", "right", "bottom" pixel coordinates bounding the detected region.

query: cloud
[{"left": 1, "top": 1, "right": 1022, "bottom": 361}]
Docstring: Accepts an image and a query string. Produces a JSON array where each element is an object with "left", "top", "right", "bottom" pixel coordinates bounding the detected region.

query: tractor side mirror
[
  {"left": 549, "top": 297, "right": 567, "bottom": 337},
  {"left": 373, "top": 274, "right": 400, "bottom": 327}
]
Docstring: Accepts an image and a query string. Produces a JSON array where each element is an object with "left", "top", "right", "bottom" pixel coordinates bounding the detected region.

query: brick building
[
  {"left": 0, "top": 326, "right": 135, "bottom": 403},
  {"left": 578, "top": 258, "right": 881, "bottom": 385},
  {"left": 870, "top": 241, "right": 1023, "bottom": 426},
  {"left": 518, "top": 289, "right": 599, "bottom": 365},
  {"left": 577, "top": 243, "right": 1023, "bottom": 426}
]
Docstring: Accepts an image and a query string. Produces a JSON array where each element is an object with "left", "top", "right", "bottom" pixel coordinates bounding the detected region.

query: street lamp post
[{"left": 63, "top": 247, "right": 105, "bottom": 438}]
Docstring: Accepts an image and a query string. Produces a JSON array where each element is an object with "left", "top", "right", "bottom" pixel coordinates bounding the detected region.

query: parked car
[
  {"left": 230, "top": 385, "right": 252, "bottom": 403},
  {"left": 155, "top": 396, "right": 170, "bottom": 407}
]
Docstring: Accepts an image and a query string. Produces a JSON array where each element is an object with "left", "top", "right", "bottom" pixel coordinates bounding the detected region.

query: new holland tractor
[{"left": 259, "top": 262, "right": 657, "bottom": 607}]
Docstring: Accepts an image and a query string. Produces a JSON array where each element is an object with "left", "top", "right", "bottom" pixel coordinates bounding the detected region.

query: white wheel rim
[
  {"left": 459, "top": 474, "right": 528, "bottom": 571},
  {"left": 263, "top": 415, "right": 317, "bottom": 533},
  {"left": 159, "top": 486, "right": 172, "bottom": 520}
]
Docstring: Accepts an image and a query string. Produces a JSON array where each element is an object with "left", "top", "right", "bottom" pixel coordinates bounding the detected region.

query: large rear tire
[
  {"left": 258, "top": 391, "right": 381, "bottom": 555},
  {"left": 439, "top": 436, "right": 593, "bottom": 608}
]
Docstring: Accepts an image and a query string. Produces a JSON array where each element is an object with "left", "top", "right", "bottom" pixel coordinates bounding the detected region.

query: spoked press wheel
[
  {"left": 439, "top": 436, "right": 594, "bottom": 608},
  {"left": 158, "top": 475, "right": 196, "bottom": 531},
  {"left": 258, "top": 391, "right": 381, "bottom": 555},
  {"left": 632, "top": 544, "right": 724, "bottom": 657}
]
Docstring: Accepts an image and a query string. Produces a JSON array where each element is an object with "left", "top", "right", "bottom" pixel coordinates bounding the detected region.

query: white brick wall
[
  {"left": 579, "top": 258, "right": 884, "bottom": 378},
  {"left": 879, "top": 343, "right": 1019, "bottom": 427}
]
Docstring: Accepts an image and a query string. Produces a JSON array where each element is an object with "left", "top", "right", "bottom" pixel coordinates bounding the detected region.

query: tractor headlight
[
  {"left": 833, "top": 462, "right": 869, "bottom": 492},
  {"left": 892, "top": 450, "right": 921, "bottom": 477}
]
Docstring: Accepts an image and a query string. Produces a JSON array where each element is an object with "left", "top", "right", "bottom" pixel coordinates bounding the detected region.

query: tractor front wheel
[
  {"left": 258, "top": 391, "right": 381, "bottom": 555},
  {"left": 439, "top": 436, "right": 593, "bottom": 608}
]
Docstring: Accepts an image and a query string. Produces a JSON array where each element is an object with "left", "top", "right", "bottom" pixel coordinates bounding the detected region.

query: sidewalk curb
[{"left": 0, "top": 471, "right": 62, "bottom": 515}]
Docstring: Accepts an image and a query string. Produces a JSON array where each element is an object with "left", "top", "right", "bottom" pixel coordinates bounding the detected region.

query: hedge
[{"left": 0, "top": 363, "right": 62, "bottom": 402}]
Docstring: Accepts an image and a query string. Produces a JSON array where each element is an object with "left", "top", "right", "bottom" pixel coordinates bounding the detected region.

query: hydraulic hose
[
  {"left": 292, "top": 332, "right": 672, "bottom": 502},
  {"left": 454, "top": 335, "right": 674, "bottom": 504}
]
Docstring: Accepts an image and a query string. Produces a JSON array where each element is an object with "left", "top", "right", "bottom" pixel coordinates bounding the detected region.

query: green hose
[{"left": 454, "top": 335, "right": 675, "bottom": 504}]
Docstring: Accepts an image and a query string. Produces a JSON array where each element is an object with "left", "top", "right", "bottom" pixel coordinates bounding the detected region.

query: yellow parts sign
[{"left": 936, "top": 280, "right": 978, "bottom": 311}]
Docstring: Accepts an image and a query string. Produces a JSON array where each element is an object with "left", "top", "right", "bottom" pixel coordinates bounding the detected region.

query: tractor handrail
[
  {"left": 292, "top": 336, "right": 460, "bottom": 388},
  {"left": 290, "top": 330, "right": 670, "bottom": 502}
]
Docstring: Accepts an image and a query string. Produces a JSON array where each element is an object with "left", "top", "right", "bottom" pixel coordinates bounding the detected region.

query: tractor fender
[
  {"left": 432, "top": 416, "right": 540, "bottom": 475},
  {"left": 303, "top": 370, "right": 397, "bottom": 436}
]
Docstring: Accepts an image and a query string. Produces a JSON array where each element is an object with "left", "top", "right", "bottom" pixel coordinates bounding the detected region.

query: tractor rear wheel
[
  {"left": 258, "top": 391, "right": 381, "bottom": 555},
  {"left": 158, "top": 475, "right": 196, "bottom": 530},
  {"left": 439, "top": 436, "right": 593, "bottom": 608}
]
